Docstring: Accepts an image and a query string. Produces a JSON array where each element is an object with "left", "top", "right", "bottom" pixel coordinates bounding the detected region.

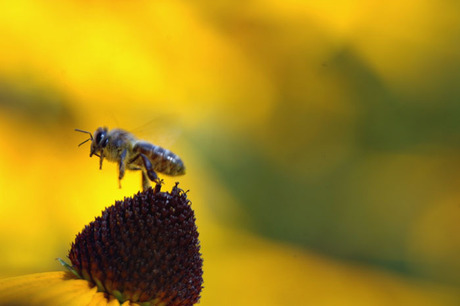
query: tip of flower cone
[{"left": 68, "top": 183, "right": 203, "bottom": 305}]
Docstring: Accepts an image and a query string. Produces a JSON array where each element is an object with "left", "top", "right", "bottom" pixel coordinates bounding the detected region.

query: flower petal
[
  {"left": 88, "top": 292, "right": 125, "bottom": 306},
  {"left": 0, "top": 271, "right": 102, "bottom": 306}
]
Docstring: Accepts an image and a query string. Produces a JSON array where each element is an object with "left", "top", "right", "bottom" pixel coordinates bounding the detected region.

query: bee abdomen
[{"left": 134, "top": 141, "right": 186, "bottom": 176}]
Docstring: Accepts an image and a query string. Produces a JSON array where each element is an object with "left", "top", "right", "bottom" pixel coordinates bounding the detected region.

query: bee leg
[
  {"left": 118, "top": 149, "right": 128, "bottom": 189},
  {"left": 141, "top": 171, "right": 151, "bottom": 191},
  {"left": 139, "top": 154, "right": 158, "bottom": 182},
  {"left": 99, "top": 153, "right": 104, "bottom": 170},
  {"left": 119, "top": 149, "right": 127, "bottom": 180}
]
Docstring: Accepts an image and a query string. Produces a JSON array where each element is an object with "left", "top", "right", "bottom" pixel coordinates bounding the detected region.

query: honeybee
[{"left": 75, "top": 127, "right": 185, "bottom": 190}]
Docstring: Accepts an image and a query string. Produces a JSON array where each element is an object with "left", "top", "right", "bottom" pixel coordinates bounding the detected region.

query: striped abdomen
[{"left": 133, "top": 141, "right": 186, "bottom": 176}]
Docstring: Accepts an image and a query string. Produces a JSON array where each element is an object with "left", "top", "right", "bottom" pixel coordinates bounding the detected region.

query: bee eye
[{"left": 95, "top": 132, "right": 105, "bottom": 145}]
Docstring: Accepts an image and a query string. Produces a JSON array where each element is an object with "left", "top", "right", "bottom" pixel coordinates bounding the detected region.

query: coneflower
[{"left": 0, "top": 182, "right": 203, "bottom": 306}]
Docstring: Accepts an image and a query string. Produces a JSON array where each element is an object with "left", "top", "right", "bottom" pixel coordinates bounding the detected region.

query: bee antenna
[
  {"left": 75, "top": 128, "right": 93, "bottom": 139},
  {"left": 75, "top": 128, "right": 93, "bottom": 147},
  {"left": 77, "top": 138, "right": 92, "bottom": 147}
]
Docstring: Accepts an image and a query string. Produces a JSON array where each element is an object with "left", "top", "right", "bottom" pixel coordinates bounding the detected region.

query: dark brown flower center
[{"left": 68, "top": 183, "right": 203, "bottom": 305}]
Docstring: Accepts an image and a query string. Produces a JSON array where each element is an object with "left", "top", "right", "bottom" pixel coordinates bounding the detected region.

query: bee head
[{"left": 90, "top": 127, "right": 109, "bottom": 157}]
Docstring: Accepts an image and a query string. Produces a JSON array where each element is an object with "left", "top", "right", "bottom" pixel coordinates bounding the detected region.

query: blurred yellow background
[{"left": 0, "top": 0, "right": 459, "bottom": 305}]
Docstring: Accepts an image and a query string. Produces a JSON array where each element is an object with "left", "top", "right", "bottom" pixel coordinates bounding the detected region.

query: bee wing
[{"left": 130, "top": 115, "right": 183, "bottom": 148}]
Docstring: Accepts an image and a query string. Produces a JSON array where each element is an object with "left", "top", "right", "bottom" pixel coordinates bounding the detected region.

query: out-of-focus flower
[{"left": 0, "top": 183, "right": 203, "bottom": 306}]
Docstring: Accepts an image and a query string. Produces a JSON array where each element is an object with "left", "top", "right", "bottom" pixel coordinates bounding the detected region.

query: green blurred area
[{"left": 186, "top": 5, "right": 460, "bottom": 285}]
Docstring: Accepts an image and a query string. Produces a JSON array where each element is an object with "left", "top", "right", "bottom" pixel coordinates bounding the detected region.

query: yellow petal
[{"left": 0, "top": 271, "right": 111, "bottom": 306}]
